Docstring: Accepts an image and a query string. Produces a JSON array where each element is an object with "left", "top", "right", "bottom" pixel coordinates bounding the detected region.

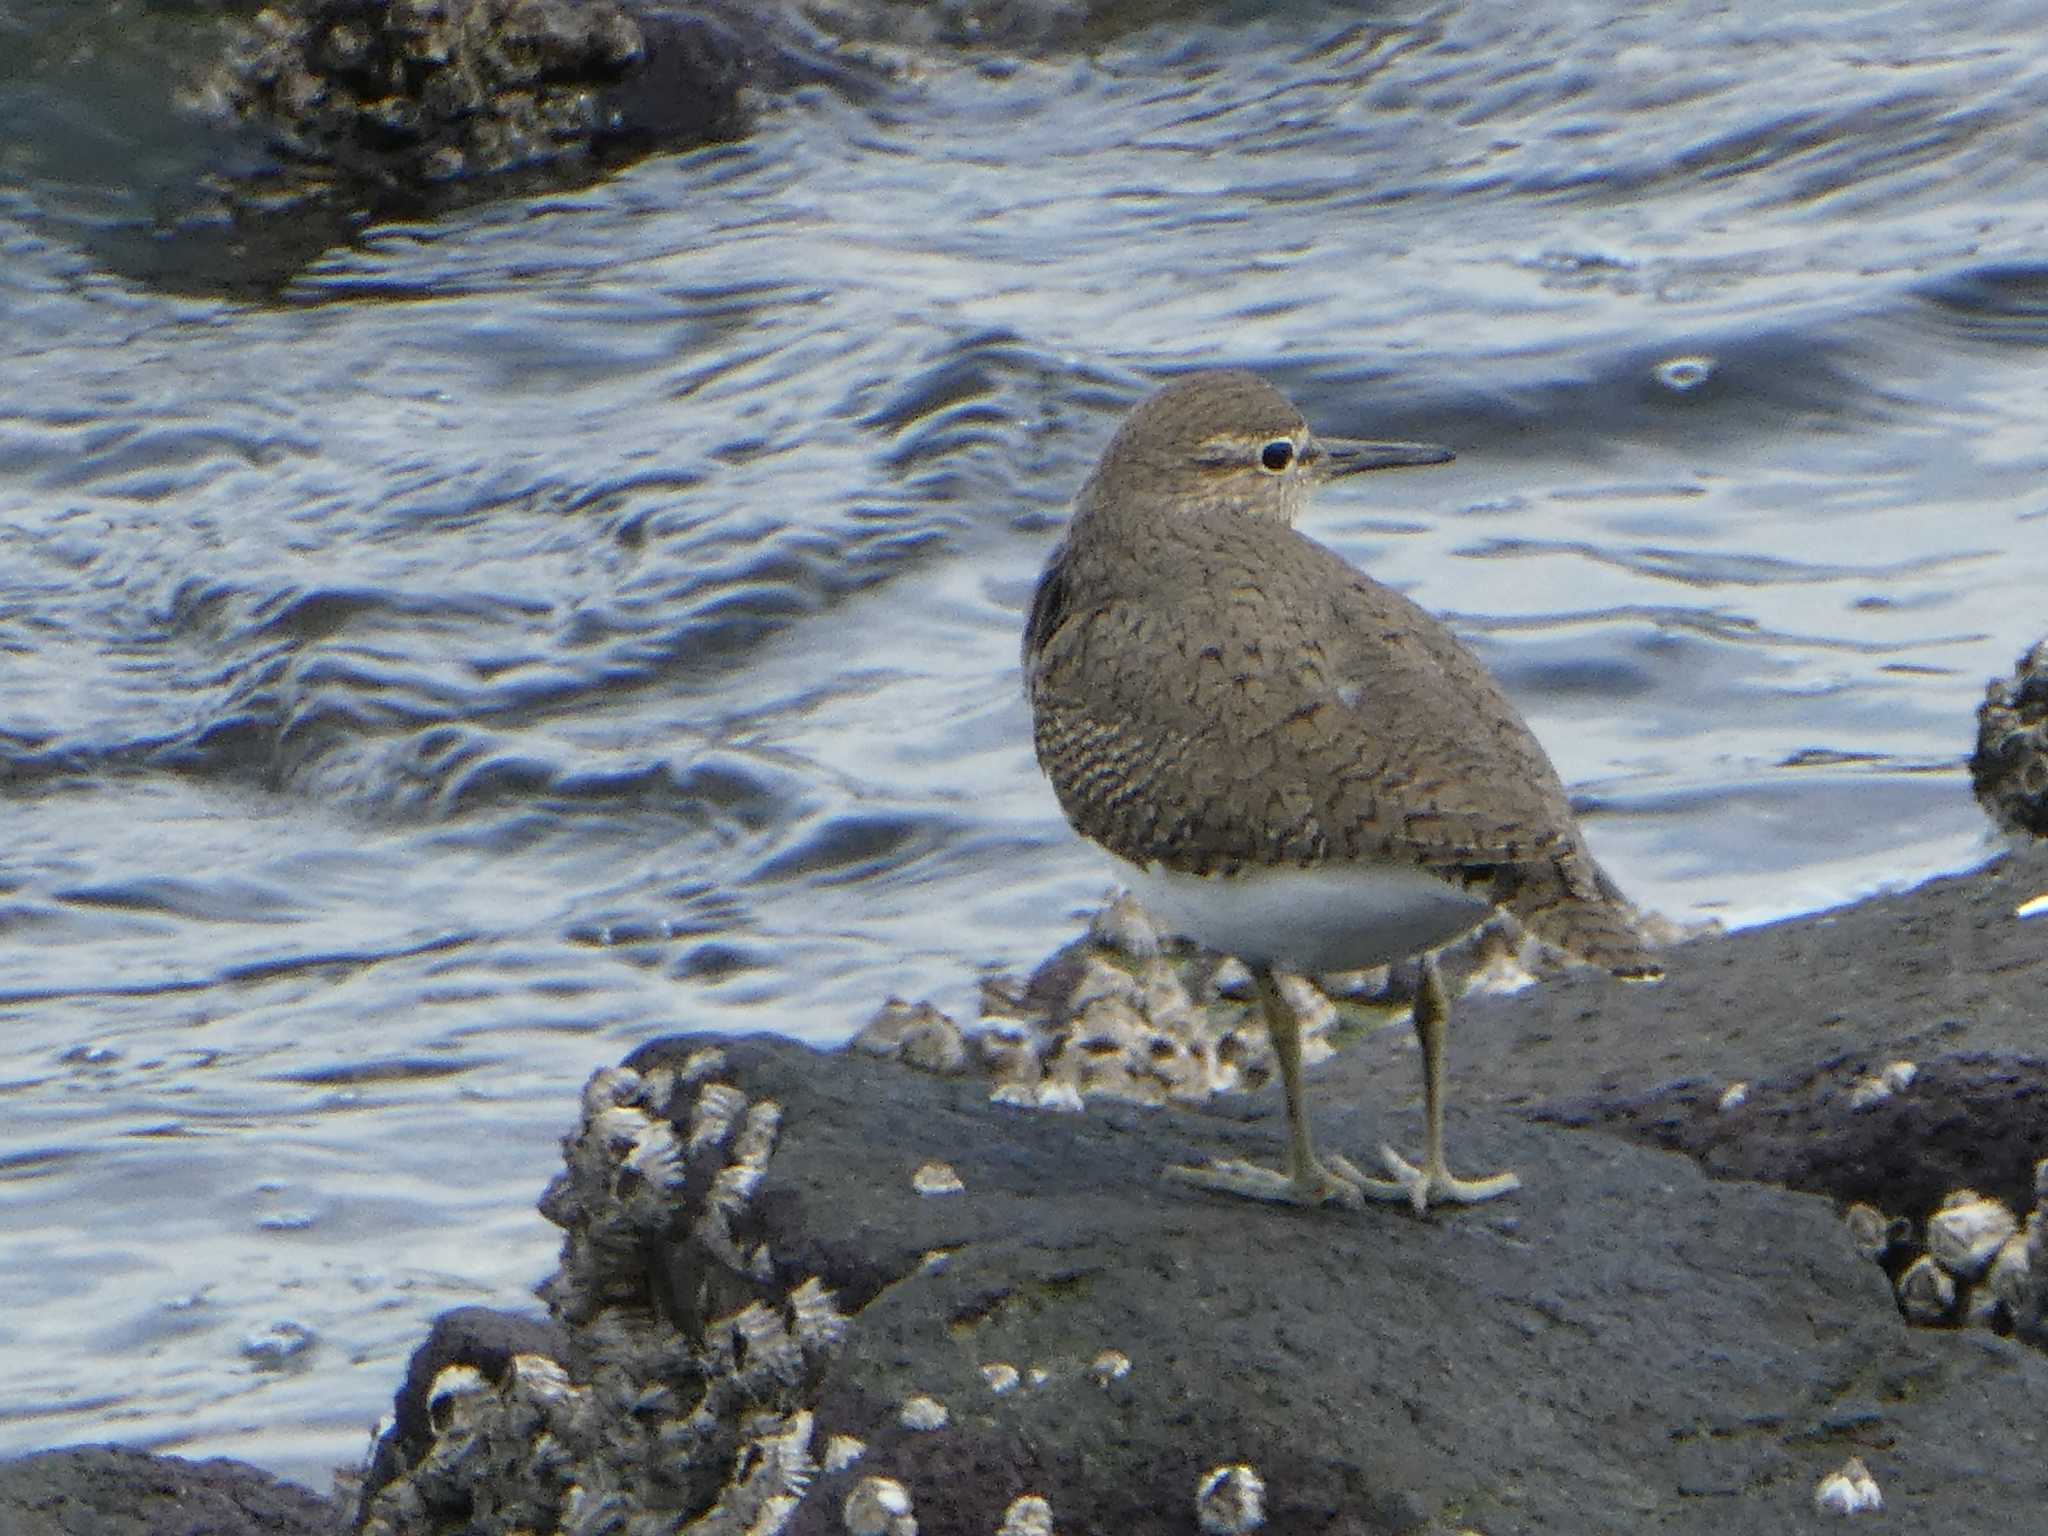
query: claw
[{"left": 1378, "top": 1144, "right": 1520, "bottom": 1214}]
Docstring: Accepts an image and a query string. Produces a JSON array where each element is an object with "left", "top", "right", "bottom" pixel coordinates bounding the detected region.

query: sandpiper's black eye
[{"left": 1259, "top": 439, "right": 1295, "bottom": 473}]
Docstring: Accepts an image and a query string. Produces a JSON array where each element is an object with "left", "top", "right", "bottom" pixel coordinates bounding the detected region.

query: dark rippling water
[{"left": 2, "top": 0, "right": 2043, "bottom": 1486}]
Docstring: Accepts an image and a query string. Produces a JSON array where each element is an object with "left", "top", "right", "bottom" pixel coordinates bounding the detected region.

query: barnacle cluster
[
  {"left": 1844, "top": 1159, "right": 2048, "bottom": 1338},
  {"left": 1971, "top": 638, "right": 2048, "bottom": 838},
  {"left": 855, "top": 888, "right": 1621, "bottom": 1114},
  {"left": 355, "top": 1049, "right": 850, "bottom": 1535},
  {"left": 856, "top": 894, "right": 1346, "bottom": 1111}
]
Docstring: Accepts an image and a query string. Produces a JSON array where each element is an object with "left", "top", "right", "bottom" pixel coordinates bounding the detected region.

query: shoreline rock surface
[{"left": 6, "top": 847, "right": 2048, "bottom": 1534}]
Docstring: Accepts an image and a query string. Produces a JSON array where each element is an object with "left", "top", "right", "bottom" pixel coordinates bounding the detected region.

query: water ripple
[{"left": 2, "top": 0, "right": 2046, "bottom": 1486}]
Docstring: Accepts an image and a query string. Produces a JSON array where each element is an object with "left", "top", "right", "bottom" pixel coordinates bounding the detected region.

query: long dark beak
[{"left": 1320, "top": 437, "right": 1455, "bottom": 474}]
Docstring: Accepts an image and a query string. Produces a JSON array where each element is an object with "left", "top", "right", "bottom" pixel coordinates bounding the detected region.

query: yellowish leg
[
  {"left": 1167, "top": 968, "right": 1407, "bottom": 1209},
  {"left": 1378, "top": 954, "right": 1521, "bottom": 1213}
]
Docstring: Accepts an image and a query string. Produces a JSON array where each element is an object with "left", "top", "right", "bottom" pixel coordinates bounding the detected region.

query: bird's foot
[
  {"left": 1377, "top": 1145, "right": 1521, "bottom": 1215},
  {"left": 1166, "top": 1151, "right": 1407, "bottom": 1210}
]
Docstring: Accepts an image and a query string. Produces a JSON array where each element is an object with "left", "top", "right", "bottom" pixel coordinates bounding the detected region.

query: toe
[
  {"left": 1377, "top": 1148, "right": 1521, "bottom": 1211},
  {"left": 1378, "top": 1144, "right": 1432, "bottom": 1214},
  {"left": 1306, "top": 1160, "right": 1366, "bottom": 1210},
  {"left": 1441, "top": 1168, "right": 1521, "bottom": 1204}
]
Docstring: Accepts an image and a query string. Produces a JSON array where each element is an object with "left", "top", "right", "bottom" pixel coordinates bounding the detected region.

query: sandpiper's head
[{"left": 1080, "top": 369, "right": 1452, "bottom": 525}]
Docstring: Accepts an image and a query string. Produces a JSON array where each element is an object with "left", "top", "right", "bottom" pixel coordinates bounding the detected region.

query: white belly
[{"left": 1115, "top": 856, "right": 1493, "bottom": 975}]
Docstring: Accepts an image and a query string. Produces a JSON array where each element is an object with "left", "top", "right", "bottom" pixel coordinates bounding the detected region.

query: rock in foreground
[
  {"left": 0, "top": 1446, "right": 338, "bottom": 1536},
  {"left": 355, "top": 1013, "right": 2046, "bottom": 1533}
]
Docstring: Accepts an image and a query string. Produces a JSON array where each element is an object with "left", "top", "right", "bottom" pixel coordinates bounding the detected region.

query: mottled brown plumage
[{"left": 1023, "top": 369, "right": 1658, "bottom": 1212}]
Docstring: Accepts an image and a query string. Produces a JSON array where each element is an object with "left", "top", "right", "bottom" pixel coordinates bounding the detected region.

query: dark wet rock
[
  {"left": 0, "top": 1445, "right": 339, "bottom": 1536},
  {"left": 209, "top": 0, "right": 824, "bottom": 193},
  {"left": 199, "top": 0, "right": 1358, "bottom": 210},
  {"left": 1442, "top": 841, "right": 2048, "bottom": 1346},
  {"left": 356, "top": 963, "right": 2047, "bottom": 1534},
  {"left": 223, "top": 0, "right": 648, "bottom": 188},
  {"left": 1972, "top": 638, "right": 2048, "bottom": 838},
  {"left": 82, "top": 0, "right": 1307, "bottom": 295},
  {"left": 11, "top": 0, "right": 879, "bottom": 296},
  {"left": 1533, "top": 1050, "right": 2048, "bottom": 1230},
  {"left": 118, "top": 0, "right": 877, "bottom": 293},
  {"left": 1533, "top": 1048, "right": 2048, "bottom": 1343},
  {"left": 1439, "top": 843, "right": 2048, "bottom": 1203},
  {"left": 649, "top": 1035, "right": 2048, "bottom": 1535}
]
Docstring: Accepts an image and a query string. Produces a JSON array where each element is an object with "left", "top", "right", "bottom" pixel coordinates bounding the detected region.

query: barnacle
[{"left": 1195, "top": 1464, "right": 1266, "bottom": 1535}]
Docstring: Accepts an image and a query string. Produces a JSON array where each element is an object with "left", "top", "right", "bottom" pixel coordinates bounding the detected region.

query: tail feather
[{"left": 1507, "top": 858, "right": 1662, "bottom": 979}]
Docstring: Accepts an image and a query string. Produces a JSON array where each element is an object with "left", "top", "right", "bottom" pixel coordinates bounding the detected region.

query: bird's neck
[{"left": 1072, "top": 480, "right": 1295, "bottom": 548}]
